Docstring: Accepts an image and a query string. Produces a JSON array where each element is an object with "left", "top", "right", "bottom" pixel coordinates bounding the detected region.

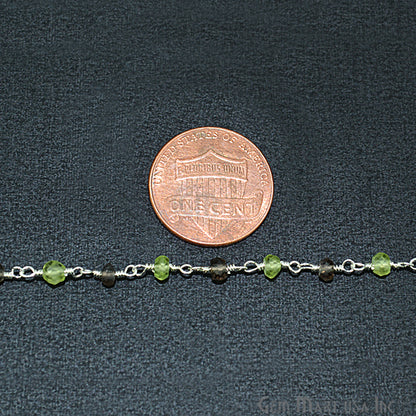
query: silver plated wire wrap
[{"left": 3, "top": 257, "right": 416, "bottom": 281}]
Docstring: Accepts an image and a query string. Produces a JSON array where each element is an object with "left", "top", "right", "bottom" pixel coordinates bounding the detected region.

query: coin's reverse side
[{"left": 148, "top": 127, "right": 274, "bottom": 246}]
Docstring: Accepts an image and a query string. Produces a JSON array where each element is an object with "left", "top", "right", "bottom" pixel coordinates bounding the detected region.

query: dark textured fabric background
[{"left": 1, "top": 1, "right": 415, "bottom": 415}]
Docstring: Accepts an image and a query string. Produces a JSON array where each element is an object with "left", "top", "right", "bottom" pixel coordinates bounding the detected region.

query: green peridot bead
[
  {"left": 263, "top": 254, "right": 281, "bottom": 279},
  {"left": 154, "top": 255, "right": 170, "bottom": 281},
  {"left": 43, "top": 260, "right": 66, "bottom": 285},
  {"left": 372, "top": 252, "right": 391, "bottom": 277}
]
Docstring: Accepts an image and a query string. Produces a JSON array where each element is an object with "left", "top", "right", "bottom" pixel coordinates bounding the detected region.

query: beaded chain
[{"left": 1, "top": 253, "right": 415, "bottom": 287}]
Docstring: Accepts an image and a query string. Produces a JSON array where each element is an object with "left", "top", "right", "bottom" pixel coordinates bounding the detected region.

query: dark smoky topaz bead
[
  {"left": 210, "top": 258, "right": 228, "bottom": 284},
  {"left": 102, "top": 263, "right": 116, "bottom": 288},
  {"left": 0, "top": 264, "right": 4, "bottom": 284},
  {"left": 319, "top": 258, "right": 335, "bottom": 283}
]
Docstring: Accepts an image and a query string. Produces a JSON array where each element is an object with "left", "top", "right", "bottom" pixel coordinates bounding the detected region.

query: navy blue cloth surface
[{"left": 1, "top": 1, "right": 415, "bottom": 415}]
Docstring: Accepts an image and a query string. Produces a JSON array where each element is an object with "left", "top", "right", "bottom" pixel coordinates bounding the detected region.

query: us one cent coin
[{"left": 148, "top": 127, "right": 274, "bottom": 246}]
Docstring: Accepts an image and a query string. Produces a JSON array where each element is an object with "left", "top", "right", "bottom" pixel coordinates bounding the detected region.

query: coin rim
[{"left": 148, "top": 127, "right": 274, "bottom": 246}]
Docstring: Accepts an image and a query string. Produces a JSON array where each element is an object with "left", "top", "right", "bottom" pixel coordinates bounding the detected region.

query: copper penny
[{"left": 148, "top": 127, "right": 274, "bottom": 246}]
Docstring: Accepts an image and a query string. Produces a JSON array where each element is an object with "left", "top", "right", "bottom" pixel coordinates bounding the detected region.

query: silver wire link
[
  {"left": 337, "top": 259, "right": 356, "bottom": 274},
  {"left": 334, "top": 259, "right": 372, "bottom": 274},
  {"left": 21, "top": 266, "right": 37, "bottom": 278},
  {"left": 120, "top": 264, "right": 153, "bottom": 278},
  {"left": 390, "top": 261, "right": 410, "bottom": 269},
  {"left": 123, "top": 264, "right": 138, "bottom": 277},
  {"left": 192, "top": 266, "right": 211, "bottom": 274},
  {"left": 11, "top": 266, "right": 24, "bottom": 278},
  {"left": 287, "top": 261, "right": 302, "bottom": 274},
  {"left": 243, "top": 260, "right": 264, "bottom": 273},
  {"left": 8, "top": 266, "right": 39, "bottom": 279},
  {"left": 135, "top": 264, "right": 153, "bottom": 277},
  {"left": 70, "top": 267, "right": 85, "bottom": 278},
  {"left": 299, "top": 263, "right": 320, "bottom": 272},
  {"left": 353, "top": 262, "right": 371, "bottom": 272},
  {"left": 178, "top": 264, "right": 193, "bottom": 276},
  {"left": 409, "top": 258, "right": 416, "bottom": 271},
  {"left": 227, "top": 264, "right": 246, "bottom": 273},
  {"left": 281, "top": 261, "right": 319, "bottom": 275},
  {"left": 169, "top": 264, "right": 194, "bottom": 276},
  {"left": 64, "top": 267, "right": 98, "bottom": 278}
]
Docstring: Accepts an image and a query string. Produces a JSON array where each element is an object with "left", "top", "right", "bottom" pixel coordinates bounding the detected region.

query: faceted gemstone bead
[
  {"left": 263, "top": 254, "right": 281, "bottom": 279},
  {"left": 210, "top": 257, "right": 228, "bottom": 284},
  {"left": 102, "top": 263, "right": 116, "bottom": 288},
  {"left": 0, "top": 264, "right": 4, "bottom": 285},
  {"left": 319, "top": 258, "right": 335, "bottom": 282},
  {"left": 154, "top": 255, "right": 170, "bottom": 281},
  {"left": 43, "top": 260, "right": 66, "bottom": 285},
  {"left": 372, "top": 252, "right": 391, "bottom": 277}
]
